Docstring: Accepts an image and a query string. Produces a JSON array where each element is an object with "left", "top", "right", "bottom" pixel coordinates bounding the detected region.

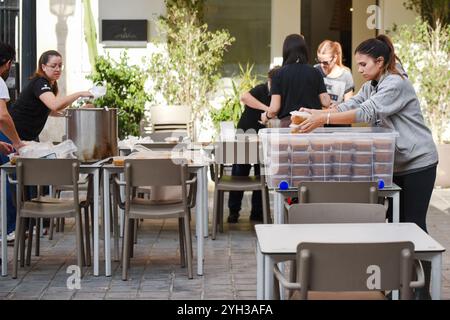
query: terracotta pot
[{"left": 436, "top": 144, "right": 450, "bottom": 188}]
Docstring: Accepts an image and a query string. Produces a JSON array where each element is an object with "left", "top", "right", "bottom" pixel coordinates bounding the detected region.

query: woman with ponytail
[
  {"left": 261, "top": 34, "right": 330, "bottom": 127},
  {"left": 315, "top": 40, "right": 354, "bottom": 104},
  {"left": 298, "top": 35, "right": 438, "bottom": 299}
]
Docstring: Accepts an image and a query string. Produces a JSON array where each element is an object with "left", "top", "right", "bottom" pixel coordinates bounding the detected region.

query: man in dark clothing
[{"left": 227, "top": 67, "right": 280, "bottom": 223}]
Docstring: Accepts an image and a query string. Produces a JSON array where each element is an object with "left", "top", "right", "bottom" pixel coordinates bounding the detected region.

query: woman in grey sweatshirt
[{"left": 299, "top": 34, "right": 438, "bottom": 299}]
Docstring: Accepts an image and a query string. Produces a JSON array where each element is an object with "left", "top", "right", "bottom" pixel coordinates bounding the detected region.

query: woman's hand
[
  {"left": 298, "top": 108, "right": 327, "bottom": 133},
  {"left": 260, "top": 112, "right": 269, "bottom": 125},
  {"left": 0, "top": 142, "right": 14, "bottom": 155},
  {"left": 13, "top": 141, "right": 27, "bottom": 153}
]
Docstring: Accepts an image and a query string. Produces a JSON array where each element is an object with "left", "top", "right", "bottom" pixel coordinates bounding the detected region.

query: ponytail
[{"left": 355, "top": 34, "right": 403, "bottom": 78}]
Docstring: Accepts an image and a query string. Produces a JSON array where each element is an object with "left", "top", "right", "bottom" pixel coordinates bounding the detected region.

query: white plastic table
[{"left": 255, "top": 223, "right": 445, "bottom": 300}]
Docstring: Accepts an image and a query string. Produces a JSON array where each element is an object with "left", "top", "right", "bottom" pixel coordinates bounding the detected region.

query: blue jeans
[
  {"left": 0, "top": 131, "right": 16, "bottom": 234},
  {"left": 228, "top": 164, "right": 262, "bottom": 215}
]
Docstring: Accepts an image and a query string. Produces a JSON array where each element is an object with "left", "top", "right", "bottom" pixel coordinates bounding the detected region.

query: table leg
[
  {"left": 93, "top": 170, "right": 100, "bottom": 276},
  {"left": 274, "top": 192, "right": 284, "bottom": 224},
  {"left": 431, "top": 253, "right": 442, "bottom": 300},
  {"left": 103, "top": 169, "right": 112, "bottom": 277},
  {"left": 1, "top": 170, "right": 8, "bottom": 276},
  {"left": 203, "top": 166, "right": 209, "bottom": 238},
  {"left": 256, "top": 242, "right": 265, "bottom": 300},
  {"left": 196, "top": 167, "right": 204, "bottom": 276},
  {"left": 264, "top": 255, "right": 276, "bottom": 300},
  {"left": 392, "top": 192, "right": 400, "bottom": 223}
]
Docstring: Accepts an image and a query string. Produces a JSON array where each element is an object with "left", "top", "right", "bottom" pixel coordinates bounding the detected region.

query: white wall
[
  {"left": 271, "top": 0, "right": 301, "bottom": 63},
  {"left": 380, "top": 0, "right": 417, "bottom": 33},
  {"left": 35, "top": 0, "right": 165, "bottom": 142}
]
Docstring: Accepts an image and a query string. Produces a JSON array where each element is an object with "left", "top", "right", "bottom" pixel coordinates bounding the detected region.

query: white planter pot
[{"left": 436, "top": 144, "right": 450, "bottom": 188}]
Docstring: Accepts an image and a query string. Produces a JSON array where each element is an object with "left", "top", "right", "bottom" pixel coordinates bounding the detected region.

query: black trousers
[
  {"left": 228, "top": 164, "right": 262, "bottom": 215},
  {"left": 387, "top": 165, "right": 437, "bottom": 233}
]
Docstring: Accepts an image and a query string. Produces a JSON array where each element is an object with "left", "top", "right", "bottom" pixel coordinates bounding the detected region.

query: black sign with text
[{"left": 101, "top": 20, "right": 148, "bottom": 42}]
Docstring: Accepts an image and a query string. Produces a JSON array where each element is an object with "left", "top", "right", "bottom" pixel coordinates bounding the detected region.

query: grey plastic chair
[
  {"left": 298, "top": 181, "right": 379, "bottom": 204},
  {"left": 273, "top": 241, "right": 424, "bottom": 300},
  {"left": 211, "top": 139, "right": 270, "bottom": 240},
  {"left": 288, "top": 203, "right": 387, "bottom": 224},
  {"left": 119, "top": 159, "right": 196, "bottom": 280},
  {"left": 12, "top": 159, "right": 85, "bottom": 279}
]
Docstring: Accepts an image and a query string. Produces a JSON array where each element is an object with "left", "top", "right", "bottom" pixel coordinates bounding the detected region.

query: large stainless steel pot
[{"left": 66, "top": 108, "right": 118, "bottom": 162}]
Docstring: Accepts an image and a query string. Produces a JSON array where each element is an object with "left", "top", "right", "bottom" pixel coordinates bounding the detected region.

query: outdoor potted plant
[
  {"left": 392, "top": 18, "right": 450, "bottom": 187},
  {"left": 146, "top": 1, "right": 234, "bottom": 141}
]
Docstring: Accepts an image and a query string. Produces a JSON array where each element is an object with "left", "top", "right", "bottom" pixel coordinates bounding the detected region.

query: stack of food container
[{"left": 259, "top": 127, "right": 398, "bottom": 189}]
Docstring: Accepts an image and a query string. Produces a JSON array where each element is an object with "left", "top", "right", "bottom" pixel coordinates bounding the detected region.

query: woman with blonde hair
[{"left": 315, "top": 40, "right": 354, "bottom": 104}]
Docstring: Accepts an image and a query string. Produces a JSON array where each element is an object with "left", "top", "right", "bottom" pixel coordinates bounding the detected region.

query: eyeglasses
[
  {"left": 315, "top": 57, "right": 335, "bottom": 66},
  {"left": 45, "top": 63, "right": 64, "bottom": 71}
]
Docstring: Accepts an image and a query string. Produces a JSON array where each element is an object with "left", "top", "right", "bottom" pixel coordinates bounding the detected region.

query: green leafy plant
[
  {"left": 147, "top": 4, "right": 235, "bottom": 130},
  {"left": 403, "top": 0, "right": 449, "bottom": 27},
  {"left": 211, "top": 64, "right": 260, "bottom": 133},
  {"left": 392, "top": 18, "right": 450, "bottom": 144},
  {"left": 87, "top": 52, "right": 152, "bottom": 139}
]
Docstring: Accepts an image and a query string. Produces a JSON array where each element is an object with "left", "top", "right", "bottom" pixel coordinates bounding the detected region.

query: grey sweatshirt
[{"left": 338, "top": 72, "right": 438, "bottom": 174}]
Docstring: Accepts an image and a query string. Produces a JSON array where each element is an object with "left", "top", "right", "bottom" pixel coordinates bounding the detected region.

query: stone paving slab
[{"left": 0, "top": 188, "right": 449, "bottom": 300}]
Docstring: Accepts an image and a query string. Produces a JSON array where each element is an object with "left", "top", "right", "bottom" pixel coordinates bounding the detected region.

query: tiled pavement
[{"left": 1, "top": 187, "right": 450, "bottom": 300}]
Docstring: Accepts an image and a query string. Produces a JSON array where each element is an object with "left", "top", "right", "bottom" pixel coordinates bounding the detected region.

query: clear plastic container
[
  {"left": 375, "top": 175, "right": 393, "bottom": 187},
  {"left": 311, "top": 164, "right": 333, "bottom": 176},
  {"left": 292, "top": 165, "right": 311, "bottom": 176},
  {"left": 292, "top": 176, "right": 312, "bottom": 185},
  {"left": 271, "top": 151, "right": 290, "bottom": 164},
  {"left": 333, "top": 163, "right": 353, "bottom": 176},
  {"left": 353, "top": 164, "right": 373, "bottom": 176},
  {"left": 269, "top": 176, "right": 291, "bottom": 188},
  {"left": 334, "top": 151, "right": 353, "bottom": 164},
  {"left": 332, "top": 175, "right": 352, "bottom": 182},
  {"left": 353, "top": 152, "right": 373, "bottom": 165},
  {"left": 310, "top": 151, "right": 334, "bottom": 164},
  {"left": 292, "top": 152, "right": 310, "bottom": 164},
  {"left": 260, "top": 127, "right": 398, "bottom": 188}
]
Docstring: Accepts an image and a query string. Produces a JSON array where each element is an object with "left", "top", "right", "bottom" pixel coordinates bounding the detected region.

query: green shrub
[
  {"left": 88, "top": 52, "right": 151, "bottom": 139},
  {"left": 392, "top": 18, "right": 450, "bottom": 143}
]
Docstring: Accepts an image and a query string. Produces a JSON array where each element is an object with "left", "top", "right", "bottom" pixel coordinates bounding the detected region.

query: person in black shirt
[
  {"left": 9, "top": 50, "right": 93, "bottom": 141},
  {"left": 5, "top": 50, "right": 92, "bottom": 237},
  {"left": 227, "top": 67, "right": 280, "bottom": 224},
  {"left": 261, "top": 34, "right": 330, "bottom": 127}
]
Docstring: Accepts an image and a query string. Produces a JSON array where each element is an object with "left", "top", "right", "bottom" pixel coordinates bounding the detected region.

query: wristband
[
  {"left": 266, "top": 112, "right": 272, "bottom": 120},
  {"left": 326, "top": 113, "right": 331, "bottom": 125}
]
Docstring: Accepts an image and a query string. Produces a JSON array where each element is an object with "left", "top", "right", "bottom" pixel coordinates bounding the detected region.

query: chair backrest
[
  {"left": 288, "top": 203, "right": 386, "bottom": 224},
  {"left": 296, "top": 241, "right": 415, "bottom": 300},
  {"left": 124, "top": 159, "right": 187, "bottom": 188},
  {"left": 214, "top": 139, "right": 261, "bottom": 165},
  {"left": 298, "top": 182, "right": 378, "bottom": 204},
  {"left": 16, "top": 158, "right": 79, "bottom": 187}
]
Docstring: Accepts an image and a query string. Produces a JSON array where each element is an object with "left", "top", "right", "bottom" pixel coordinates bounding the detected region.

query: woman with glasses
[
  {"left": 8, "top": 50, "right": 92, "bottom": 142},
  {"left": 315, "top": 40, "right": 354, "bottom": 105},
  {"left": 261, "top": 34, "right": 330, "bottom": 127}
]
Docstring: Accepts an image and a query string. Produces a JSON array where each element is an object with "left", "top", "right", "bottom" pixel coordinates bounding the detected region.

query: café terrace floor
[{"left": 0, "top": 187, "right": 449, "bottom": 300}]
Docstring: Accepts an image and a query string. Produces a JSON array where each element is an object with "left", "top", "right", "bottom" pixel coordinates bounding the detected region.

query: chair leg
[
  {"left": 122, "top": 217, "right": 131, "bottom": 281},
  {"left": 35, "top": 218, "right": 40, "bottom": 257},
  {"left": 61, "top": 218, "right": 65, "bottom": 233},
  {"left": 79, "top": 212, "right": 86, "bottom": 267},
  {"left": 112, "top": 192, "right": 120, "bottom": 262},
  {"left": 183, "top": 213, "right": 193, "bottom": 279},
  {"left": 133, "top": 218, "right": 138, "bottom": 245},
  {"left": 12, "top": 217, "right": 24, "bottom": 279},
  {"left": 48, "top": 218, "right": 55, "bottom": 240},
  {"left": 218, "top": 191, "right": 225, "bottom": 233},
  {"left": 84, "top": 207, "right": 92, "bottom": 267},
  {"left": 129, "top": 220, "right": 135, "bottom": 259},
  {"left": 74, "top": 213, "right": 84, "bottom": 270},
  {"left": 19, "top": 218, "right": 27, "bottom": 268},
  {"left": 261, "top": 187, "right": 269, "bottom": 224},
  {"left": 178, "top": 218, "right": 186, "bottom": 268},
  {"left": 212, "top": 188, "right": 219, "bottom": 240},
  {"left": 55, "top": 218, "right": 60, "bottom": 233},
  {"left": 26, "top": 219, "right": 34, "bottom": 266}
]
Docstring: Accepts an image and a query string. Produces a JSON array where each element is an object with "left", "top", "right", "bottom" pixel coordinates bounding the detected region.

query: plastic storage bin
[{"left": 259, "top": 127, "right": 398, "bottom": 189}]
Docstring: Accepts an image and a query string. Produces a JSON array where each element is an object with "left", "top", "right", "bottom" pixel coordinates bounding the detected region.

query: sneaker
[
  {"left": 227, "top": 212, "right": 240, "bottom": 224},
  {"left": 0, "top": 231, "right": 15, "bottom": 244}
]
